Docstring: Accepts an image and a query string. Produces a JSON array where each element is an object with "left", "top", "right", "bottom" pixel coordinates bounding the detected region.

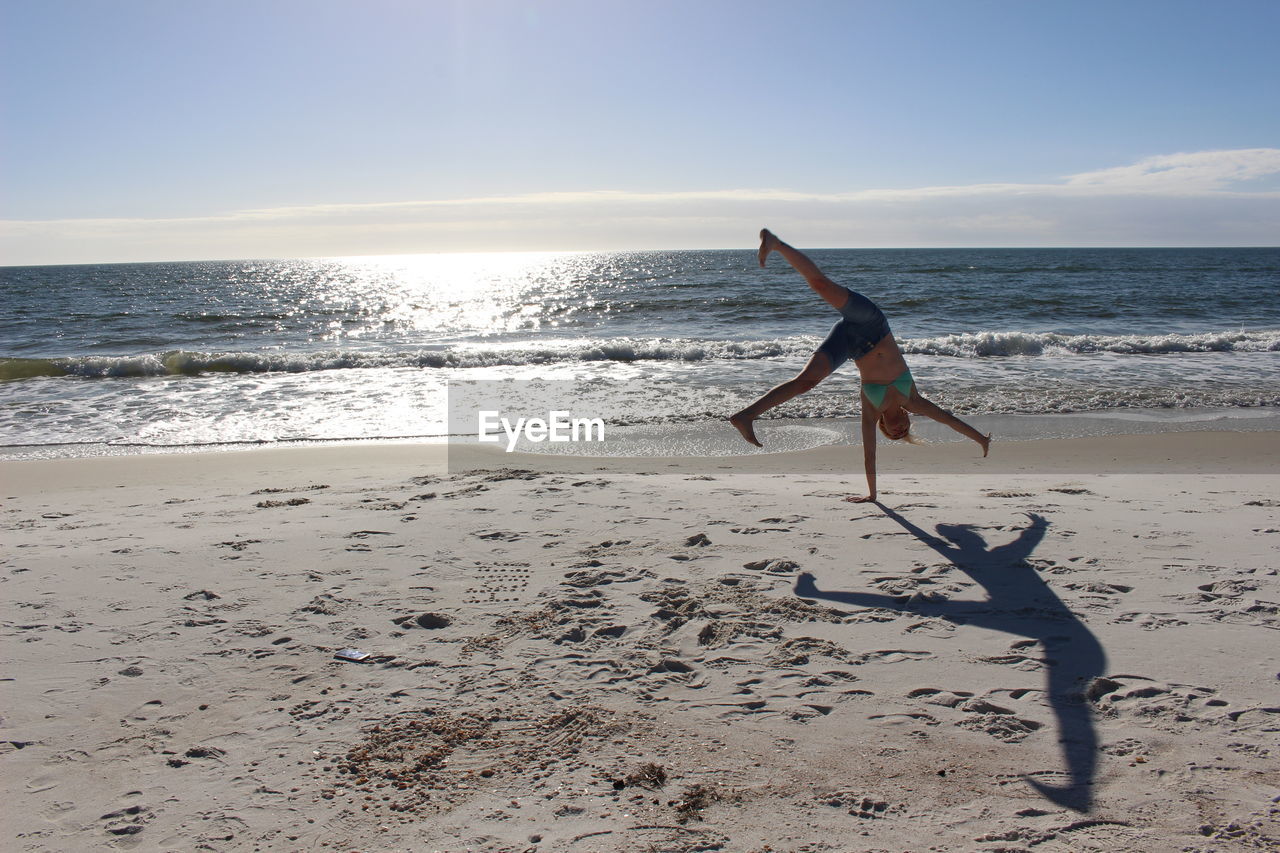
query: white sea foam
[
  {"left": 4, "top": 329, "right": 1278, "bottom": 381},
  {"left": 903, "top": 329, "right": 1280, "bottom": 357}
]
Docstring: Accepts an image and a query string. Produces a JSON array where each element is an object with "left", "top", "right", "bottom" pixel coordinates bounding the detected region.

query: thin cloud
[
  {"left": 1063, "top": 148, "right": 1280, "bottom": 192},
  {"left": 3, "top": 149, "right": 1278, "bottom": 263}
]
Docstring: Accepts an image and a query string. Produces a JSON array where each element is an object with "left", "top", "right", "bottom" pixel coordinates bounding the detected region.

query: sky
[{"left": 2, "top": 0, "right": 1278, "bottom": 264}]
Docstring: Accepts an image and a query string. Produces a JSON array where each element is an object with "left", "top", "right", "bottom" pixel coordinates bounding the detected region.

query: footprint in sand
[
  {"left": 555, "top": 590, "right": 608, "bottom": 610},
  {"left": 1042, "top": 819, "right": 1145, "bottom": 849},
  {"left": 99, "top": 802, "right": 152, "bottom": 836},
  {"left": 820, "top": 791, "right": 904, "bottom": 820},
  {"left": 562, "top": 568, "right": 626, "bottom": 587},
  {"left": 788, "top": 703, "right": 835, "bottom": 722},
  {"left": 855, "top": 649, "right": 933, "bottom": 665},
  {"left": 1063, "top": 581, "right": 1134, "bottom": 609},
  {"left": 868, "top": 711, "right": 939, "bottom": 727},
  {"left": 474, "top": 530, "right": 523, "bottom": 541},
  {"left": 649, "top": 657, "right": 696, "bottom": 675},
  {"left": 717, "top": 698, "right": 768, "bottom": 716},
  {"left": 230, "top": 620, "right": 275, "bottom": 637},
  {"left": 391, "top": 612, "right": 453, "bottom": 630},
  {"left": 1065, "top": 582, "right": 1133, "bottom": 595},
  {"left": 997, "top": 768, "right": 1073, "bottom": 794},
  {"left": 1086, "top": 674, "right": 1230, "bottom": 730},
  {"left": 360, "top": 498, "right": 406, "bottom": 510},
  {"left": 215, "top": 539, "right": 260, "bottom": 552},
  {"left": 768, "top": 637, "right": 853, "bottom": 666},
  {"left": 441, "top": 483, "right": 490, "bottom": 499},
  {"left": 579, "top": 538, "right": 635, "bottom": 558},
  {"left": 570, "top": 478, "right": 611, "bottom": 488},
  {"left": 1112, "top": 611, "right": 1188, "bottom": 630},
  {"left": 696, "top": 617, "right": 781, "bottom": 649},
  {"left": 742, "top": 558, "right": 801, "bottom": 575},
  {"left": 1100, "top": 737, "right": 1148, "bottom": 757},
  {"left": 955, "top": 711, "right": 1044, "bottom": 742},
  {"left": 907, "top": 687, "right": 974, "bottom": 706},
  {"left": 1196, "top": 579, "right": 1260, "bottom": 598},
  {"left": 298, "top": 593, "right": 349, "bottom": 616},
  {"left": 856, "top": 529, "right": 918, "bottom": 542},
  {"left": 977, "top": 649, "right": 1045, "bottom": 671},
  {"left": 255, "top": 497, "right": 310, "bottom": 508},
  {"left": 903, "top": 618, "right": 956, "bottom": 637},
  {"left": 252, "top": 484, "right": 329, "bottom": 495}
]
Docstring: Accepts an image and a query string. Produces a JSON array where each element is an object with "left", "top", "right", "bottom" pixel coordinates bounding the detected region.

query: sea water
[{"left": 1, "top": 248, "right": 1277, "bottom": 458}]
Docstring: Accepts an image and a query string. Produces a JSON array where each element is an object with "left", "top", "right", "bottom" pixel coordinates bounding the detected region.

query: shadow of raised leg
[{"left": 1022, "top": 626, "right": 1104, "bottom": 811}]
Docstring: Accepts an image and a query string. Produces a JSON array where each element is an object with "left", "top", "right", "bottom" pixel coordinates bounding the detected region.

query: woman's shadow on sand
[{"left": 794, "top": 505, "right": 1105, "bottom": 812}]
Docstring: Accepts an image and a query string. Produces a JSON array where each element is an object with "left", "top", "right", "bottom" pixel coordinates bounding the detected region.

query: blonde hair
[{"left": 878, "top": 414, "right": 925, "bottom": 445}]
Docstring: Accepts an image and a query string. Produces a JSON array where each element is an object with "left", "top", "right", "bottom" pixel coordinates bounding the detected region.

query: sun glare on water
[{"left": 314, "top": 251, "right": 601, "bottom": 341}]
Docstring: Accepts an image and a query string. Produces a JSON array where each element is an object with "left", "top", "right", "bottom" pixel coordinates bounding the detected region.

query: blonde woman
[{"left": 730, "top": 229, "right": 990, "bottom": 502}]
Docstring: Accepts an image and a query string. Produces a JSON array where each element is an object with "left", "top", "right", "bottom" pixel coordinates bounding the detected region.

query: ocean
[{"left": 2, "top": 247, "right": 1278, "bottom": 459}]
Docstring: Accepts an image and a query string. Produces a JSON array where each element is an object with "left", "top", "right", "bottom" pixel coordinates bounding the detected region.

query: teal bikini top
[{"left": 862, "top": 369, "right": 914, "bottom": 409}]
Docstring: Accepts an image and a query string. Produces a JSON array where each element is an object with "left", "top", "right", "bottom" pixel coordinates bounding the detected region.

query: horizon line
[{"left": 5, "top": 244, "right": 1279, "bottom": 268}]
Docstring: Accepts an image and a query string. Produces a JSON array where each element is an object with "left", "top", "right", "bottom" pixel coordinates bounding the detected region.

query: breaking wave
[
  {"left": 903, "top": 329, "right": 1280, "bottom": 357},
  {"left": 3, "top": 329, "right": 1278, "bottom": 381}
]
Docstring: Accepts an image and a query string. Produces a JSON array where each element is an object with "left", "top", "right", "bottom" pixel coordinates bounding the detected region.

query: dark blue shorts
[{"left": 816, "top": 288, "right": 891, "bottom": 370}]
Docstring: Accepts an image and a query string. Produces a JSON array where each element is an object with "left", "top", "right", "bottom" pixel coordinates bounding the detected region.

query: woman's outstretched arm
[
  {"left": 905, "top": 395, "right": 992, "bottom": 456},
  {"left": 846, "top": 401, "right": 880, "bottom": 503}
]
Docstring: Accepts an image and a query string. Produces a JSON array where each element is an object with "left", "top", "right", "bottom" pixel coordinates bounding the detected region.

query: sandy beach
[{"left": 3, "top": 432, "right": 1278, "bottom": 851}]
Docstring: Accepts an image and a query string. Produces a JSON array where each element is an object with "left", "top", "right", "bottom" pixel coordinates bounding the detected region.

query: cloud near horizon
[{"left": 4, "top": 149, "right": 1278, "bottom": 264}]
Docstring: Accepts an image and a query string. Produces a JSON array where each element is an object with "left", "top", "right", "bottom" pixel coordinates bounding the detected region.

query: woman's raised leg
[
  {"left": 759, "top": 229, "right": 849, "bottom": 312},
  {"left": 729, "top": 350, "right": 834, "bottom": 447}
]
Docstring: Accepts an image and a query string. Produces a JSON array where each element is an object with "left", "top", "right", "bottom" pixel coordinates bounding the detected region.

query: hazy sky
[{"left": 2, "top": 0, "right": 1278, "bottom": 264}]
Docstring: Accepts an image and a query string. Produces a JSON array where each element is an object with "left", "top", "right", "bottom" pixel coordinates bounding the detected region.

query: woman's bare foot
[
  {"left": 757, "top": 228, "right": 780, "bottom": 268},
  {"left": 729, "top": 411, "right": 762, "bottom": 447},
  {"left": 979, "top": 433, "right": 992, "bottom": 457}
]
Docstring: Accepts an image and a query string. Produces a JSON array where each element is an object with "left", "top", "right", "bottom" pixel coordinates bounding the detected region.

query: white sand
[{"left": 2, "top": 432, "right": 1279, "bottom": 851}]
